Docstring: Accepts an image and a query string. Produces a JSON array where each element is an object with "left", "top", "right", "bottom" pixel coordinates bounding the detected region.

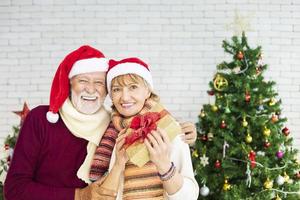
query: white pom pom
[{"left": 46, "top": 111, "right": 59, "bottom": 123}]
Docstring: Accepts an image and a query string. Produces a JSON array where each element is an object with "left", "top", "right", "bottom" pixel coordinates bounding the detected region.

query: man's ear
[{"left": 69, "top": 77, "right": 75, "bottom": 86}]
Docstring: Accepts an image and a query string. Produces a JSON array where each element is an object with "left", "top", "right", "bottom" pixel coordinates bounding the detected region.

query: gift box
[{"left": 124, "top": 103, "right": 182, "bottom": 167}]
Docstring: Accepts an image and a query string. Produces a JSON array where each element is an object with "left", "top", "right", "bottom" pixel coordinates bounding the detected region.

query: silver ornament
[
  {"left": 200, "top": 185, "right": 210, "bottom": 197},
  {"left": 276, "top": 175, "right": 285, "bottom": 186}
]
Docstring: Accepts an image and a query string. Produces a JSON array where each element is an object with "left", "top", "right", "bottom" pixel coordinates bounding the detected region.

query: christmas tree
[
  {"left": 0, "top": 102, "right": 30, "bottom": 199},
  {"left": 192, "top": 32, "right": 300, "bottom": 200},
  {"left": 0, "top": 125, "right": 19, "bottom": 198}
]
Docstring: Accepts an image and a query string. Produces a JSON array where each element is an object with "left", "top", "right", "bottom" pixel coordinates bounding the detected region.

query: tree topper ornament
[{"left": 226, "top": 10, "right": 253, "bottom": 36}]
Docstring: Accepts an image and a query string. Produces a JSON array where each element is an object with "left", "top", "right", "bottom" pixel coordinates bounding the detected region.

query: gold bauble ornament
[
  {"left": 192, "top": 149, "right": 199, "bottom": 158},
  {"left": 245, "top": 133, "right": 252, "bottom": 143},
  {"left": 264, "top": 178, "right": 273, "bottom": 189},
  {"left": 216, "top": 94, "right": 224, "bottom": 99},
  {"left": 269, "top": 98, "right": 276, "bottom": 106},
  {"left": 263, "top": 126, "right": 271, "bottom": 137},
  {"left": 207, "top": 132, "right": 214, "bottom": 141},
  {"left": 200, "top": 110, "right": 206, "bottom": 118},
  {"left": 283, "top": 172, "right": 290, "bottom": 182},
  {"left": 211, "top": 105, "right": 218, "bottom": 112},
  {"left": 274, "top": 195, "right": 282, "bottom": 200},
  {"left": 223, "top": 179, "right": 231, "bottom": 191},
  {"left": 242, "top": 118, "right": 248, "bottom": 127},
  {"left": 213, "top": 74, "right": 228, "bottom": 91}
]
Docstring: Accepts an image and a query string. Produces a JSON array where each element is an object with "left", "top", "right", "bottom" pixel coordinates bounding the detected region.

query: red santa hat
[
  {"left": 106, "top": 57, "right": 153, "bottom": 95},
  {"left": 46, "top": 45, "right": 108, "bottom": 123}
]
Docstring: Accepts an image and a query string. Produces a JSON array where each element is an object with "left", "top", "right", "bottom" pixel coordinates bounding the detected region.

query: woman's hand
[
  {"left": 144, "top": 127, "right": 172, "bottom": 174},
  {"left": 144, "top": 128, "right": 184, "bottom": 195},
  {"left": 115, "top": 129, "right": 129, "bottom": 171}
]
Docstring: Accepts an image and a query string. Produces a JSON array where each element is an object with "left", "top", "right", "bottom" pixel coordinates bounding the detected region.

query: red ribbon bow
[{"left": 125, "top": 112, "right": 161, "bottom": 146}]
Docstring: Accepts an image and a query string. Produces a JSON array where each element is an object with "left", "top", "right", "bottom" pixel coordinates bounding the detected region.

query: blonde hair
[{"left": 111, "top": 73, "right": 159, "bottom": 102}]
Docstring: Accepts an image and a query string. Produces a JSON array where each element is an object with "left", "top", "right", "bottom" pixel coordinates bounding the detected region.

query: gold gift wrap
[{"left": 125, "top": 103, "right": 182, "bottom": 167}]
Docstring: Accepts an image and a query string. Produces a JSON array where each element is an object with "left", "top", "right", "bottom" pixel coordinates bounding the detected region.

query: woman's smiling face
[{"left": 111, "top": 74, "right": 151, "bottom": 117}]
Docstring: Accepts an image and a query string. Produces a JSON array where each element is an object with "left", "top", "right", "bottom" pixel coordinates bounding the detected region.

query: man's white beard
[{"left": 71, "top": 90, "right": 103, "bottom": 115}]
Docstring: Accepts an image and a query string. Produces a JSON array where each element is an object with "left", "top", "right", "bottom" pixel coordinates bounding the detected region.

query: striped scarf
[
  {"left": 60, "top": 98, "right": 111, "bottom": 183},
  {"left": 111, "top": 98, "right": 164, "bottom": 200},
  {"left": 89, "top": 122, "right": 118, "bottom": 182}
]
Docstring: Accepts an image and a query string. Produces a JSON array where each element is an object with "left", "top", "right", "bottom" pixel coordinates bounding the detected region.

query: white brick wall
[{"left": 1, "top": 0, "right": 300, "bottom": 152}]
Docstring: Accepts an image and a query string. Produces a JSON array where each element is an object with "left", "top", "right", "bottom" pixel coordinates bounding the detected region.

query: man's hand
[
  {"left": 74, "top": 176, "right": 116, "bottom": 200},
  {"left": 180, "top": 121, "right": 197, "bottom": 145}
]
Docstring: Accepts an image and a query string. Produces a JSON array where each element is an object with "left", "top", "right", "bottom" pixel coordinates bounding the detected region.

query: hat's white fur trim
[
  {"left": 69, "top": 58, "right": 108, "bottom": 78},
  {"left": 106, "top": 63, "right": 153, "bottom": 94}
]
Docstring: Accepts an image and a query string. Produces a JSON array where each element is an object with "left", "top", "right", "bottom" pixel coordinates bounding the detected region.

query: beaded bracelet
[
  {"left": 161, "top": 165, "right": 176, "bottom": 181},
  {"left": 158, "top": 162, "right": 174, "bottom": 178},
  {"left": 158, "top": 162, "right": 176, "bottom": 181}
]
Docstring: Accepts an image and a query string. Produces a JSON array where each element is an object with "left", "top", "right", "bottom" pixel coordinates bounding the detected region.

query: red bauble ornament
[
  {"left": 264, "top": 140, "right": 271, "bottom": 148},
  {"left": 245, "top": 91, "right": 251, "bottom": 102},
  {"left": 201, "top": 135, "right": 208, "bottom": 141},
  {"left": 237, "top": 51, "right": 244, "bottom": 60},
  {"left": 7, "top": 155, "right": 11, "bottom": 166},
  {"left": 249, "top": 150, "right": 256, "bottom": 169},
  {"left": 214, "top": 160, "right": 221, "bottom": 168},
  {"left": 295, "top": 172, "right": 300, "bottom": 179},
  {"left": 249, "top": 150, "right": 256, "bottom": 157},
  {"left": 282, "top": 127, "right": 290, "bottom": 136},
  {"left": 220, "top": 120, "right": 227, "bottom": 129},
  {"left": 207, "top": 90, "right": 215, "bottom": 96}
]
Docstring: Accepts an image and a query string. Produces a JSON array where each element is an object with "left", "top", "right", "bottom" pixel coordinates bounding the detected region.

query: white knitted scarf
[{"left": 59, "top": 98, "right": 110, "bottom": 183}]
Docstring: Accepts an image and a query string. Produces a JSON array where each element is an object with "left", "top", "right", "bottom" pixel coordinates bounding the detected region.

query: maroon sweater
[{"left": 4, "top": 105, "right": 89, "bottom": 200}]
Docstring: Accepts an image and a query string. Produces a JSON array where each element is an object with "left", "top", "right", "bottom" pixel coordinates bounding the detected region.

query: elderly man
[{"left": 4, "top": 45, "right": 196, "bottom": 200}]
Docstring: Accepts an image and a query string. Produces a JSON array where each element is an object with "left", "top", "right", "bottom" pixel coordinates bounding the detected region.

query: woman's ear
[{"left": 109, "top": 90, "right": 114, "bottom": 102}]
